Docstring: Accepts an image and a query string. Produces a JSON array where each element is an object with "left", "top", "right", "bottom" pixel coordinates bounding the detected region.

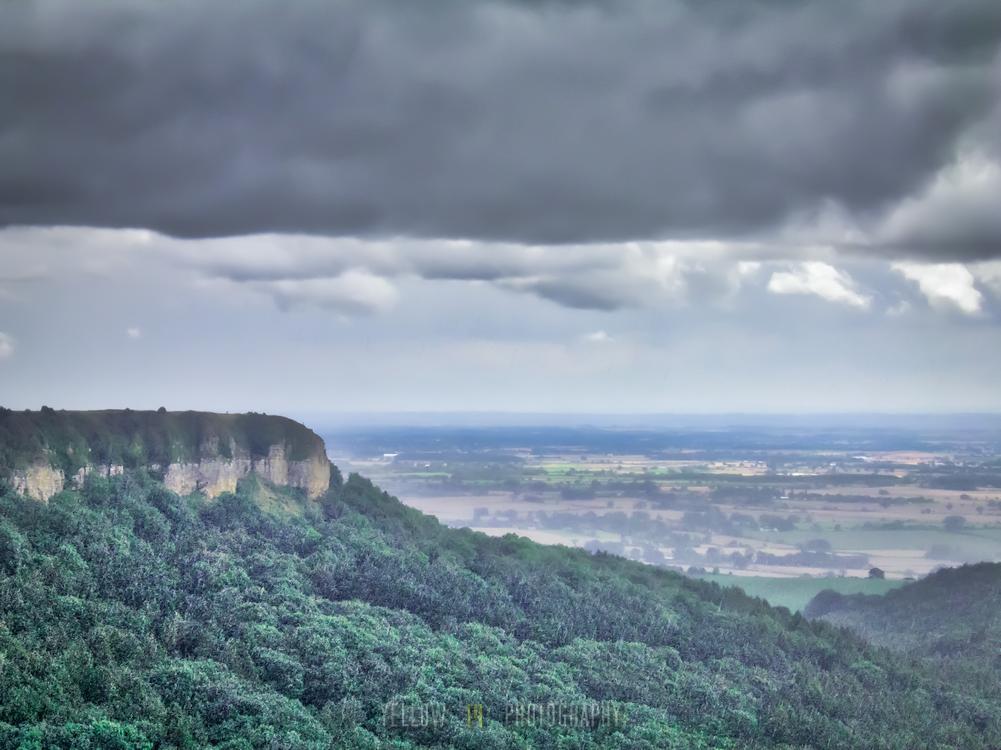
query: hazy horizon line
[{"left": 295, "top": 411, "right": 1001, "bottom": 431}]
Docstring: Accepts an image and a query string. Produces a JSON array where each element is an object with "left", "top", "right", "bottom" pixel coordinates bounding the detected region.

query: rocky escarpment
[
  {"left": 10, "top": 463, "right": 67, "bottom": 502},
  {"left": 161, "top": 443, "right": 329, "bottom": 499},
  {"left": 1, "top": 408, "right": 330, "bottom": 502}
]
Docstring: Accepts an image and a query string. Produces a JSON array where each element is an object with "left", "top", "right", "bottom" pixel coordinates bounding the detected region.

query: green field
[{"left": 700, "top": 574, "right": 906, "bottom": 612}]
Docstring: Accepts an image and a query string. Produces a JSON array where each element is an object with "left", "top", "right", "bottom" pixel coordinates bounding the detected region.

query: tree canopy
[{"left": 0, "top": 471, "right": 998, "bottom": 748}]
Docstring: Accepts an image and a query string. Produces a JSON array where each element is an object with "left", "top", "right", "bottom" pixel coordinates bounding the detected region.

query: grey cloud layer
[
  {"left": 2, "top": 0, "right": 1000, "bottom": 256},
  {"left": 167, "top": 234, "right": 776, "bottom": 312},
  {"left": 141, "top": 233, "right": 707, "bottom": 312},
  {"left": 5, "top": 226, "right": 1001, "bottom": 318}
]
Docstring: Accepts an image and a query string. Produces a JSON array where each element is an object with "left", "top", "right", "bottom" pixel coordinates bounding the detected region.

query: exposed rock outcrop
[
  {"left": 162, "top": 445, "right": 329, "bottom": 499},
  {"left": 11, "top": 463, "right": 65, "bottom": 502},
  {"left": 1, "top": 409, "right": 331, "bottom": 502}
]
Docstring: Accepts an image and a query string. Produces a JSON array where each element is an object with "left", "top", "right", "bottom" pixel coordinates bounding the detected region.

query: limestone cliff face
[
  {"left": 2, "top": 409, "right": 331, "bottom": 502},
  {"left": 162, "top": 445, "right": 329, "bottom": 500},
  {"left": 163, "top": 458, "right": 249, "bottom": 498},
  {"left": 11, "top": 463, "right": 65, "bottom": 502},
  {"left": 11, "top": 462, "right": 129, "bottom": 502}
]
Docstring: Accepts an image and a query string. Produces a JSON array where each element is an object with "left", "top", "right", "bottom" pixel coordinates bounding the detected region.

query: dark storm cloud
[{"left": 1, "top": 0, "right": 1000, "bottom": 255}]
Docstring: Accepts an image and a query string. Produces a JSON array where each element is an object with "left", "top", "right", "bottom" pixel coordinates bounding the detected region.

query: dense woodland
[
  {"left": 1, "top": 469, "right": 1000, "bottom": 748},
  {"left": 806, "top": 562, "right": 1001, "bottom": 715},
  {"left": 805, "top": 562, "right": 1001, "bottom": 654}
]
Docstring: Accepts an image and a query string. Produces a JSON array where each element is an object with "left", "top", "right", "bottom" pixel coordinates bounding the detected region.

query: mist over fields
[{"left": 323, "top": 418, "right": 1001, "bottom": 602}]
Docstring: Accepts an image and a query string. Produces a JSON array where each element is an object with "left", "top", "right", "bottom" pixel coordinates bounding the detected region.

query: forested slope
[
  {"left": 805, "top": 562, "right": 1001, "bottom": 716},
  {"left": 0, "top": 470, "right": 998, "bottom": 748},
  {"left": 805, "top": 562, "right": 1001, "bottom": 655}
]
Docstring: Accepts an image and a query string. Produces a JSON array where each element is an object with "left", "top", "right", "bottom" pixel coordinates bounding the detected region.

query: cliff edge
[{"left": 0, "top": 408, "right": 330, "bottom": 501}]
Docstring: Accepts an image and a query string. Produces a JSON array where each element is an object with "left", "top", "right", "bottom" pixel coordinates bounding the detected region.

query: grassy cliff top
[{"left": 0, "top": 407, "right": 326, "bottom": 475}]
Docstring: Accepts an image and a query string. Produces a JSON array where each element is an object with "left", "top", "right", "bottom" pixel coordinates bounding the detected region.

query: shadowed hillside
[
  {"left": 805, "top": 562, "right": 1001, "bottom": 657},
  {"left": 805, "top": 562, "right": 1001, "bottom": 729}
]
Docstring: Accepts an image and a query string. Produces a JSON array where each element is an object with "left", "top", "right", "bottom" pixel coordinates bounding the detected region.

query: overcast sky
[{"left": 2, "top": 0, "right": 1001, "bottom": 414}]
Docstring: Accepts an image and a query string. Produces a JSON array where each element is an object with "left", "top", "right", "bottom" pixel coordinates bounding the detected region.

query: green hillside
[
  {"left": 0, "top": 408, "right": 326, "bottom": 476},
  {"left": 805, "top": 562, "right": 1001, "bottom": 656},
  {"left": 804, "top": 562, "right": 1001, "bottom": 730},
  {"left": 1, "top": 467, "right": 999, "bottom": 748}
]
